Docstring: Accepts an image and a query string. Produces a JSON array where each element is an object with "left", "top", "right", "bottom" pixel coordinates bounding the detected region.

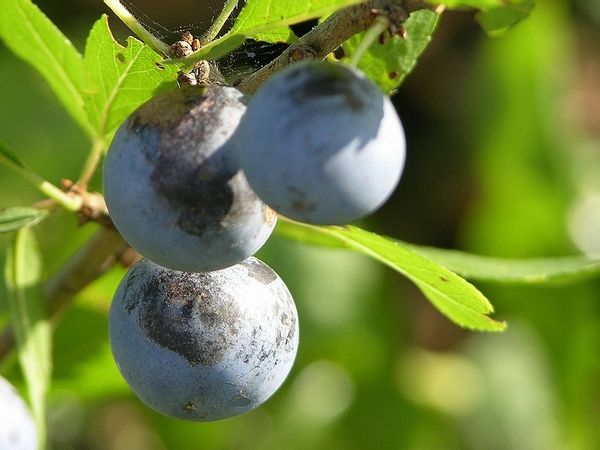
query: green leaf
[
  {"left": 0, "top": 0, "right": 95, "bottom": 137},
  {"left": 440, "top": 0, "right": 535, "bottom": 34},
  {"left": 275, "top": 219, "right": 347, "bottom": 248},
  {"left": 83, "top": 15, "right": 179, "bottom": 141},
  {"left": 0, "top": 208, "right": 49, "bottom": 234},
  {"left": 232, "top": 0, "right": 363, "bottom": 41},
  {"left": 182, "top": 0, "right": 364, "bottom": 65},
  {"left": 194, "top": 34, "right": 250, "bottom": 62},
  {"left": 399, "top": 244, "right": 600, "bottom": 284},
  {"left": 4, "top": 227, "right": 52, "bottom": 449},
  {"left": 275, "top": 220, "right": 505, "bottom": 332},
  {"left": 342, "top": 9, "right": 441, "bottom": 94},
  {"left": 277, "top": 219, "right": 600, "bottom": 285},
  {"left": 251, "top": 27, "right": 302, "bottom": 45}
]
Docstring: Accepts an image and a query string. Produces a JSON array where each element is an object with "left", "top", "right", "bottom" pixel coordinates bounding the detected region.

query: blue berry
[
  {"left": 103, "top": 85, "right": 276, "bottom": 273},
  {"left": 109, "top": 257, "right": 299, "bottom": 421},
  {"left": 236, "top": 60, "right": 406, "bottom": 225},
  {"left": 0, "top": 376, "right": 37, "bottom": 450}
]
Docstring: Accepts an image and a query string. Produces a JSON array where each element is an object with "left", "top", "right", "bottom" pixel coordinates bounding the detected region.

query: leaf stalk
[
  {"left": 199, "top": 0, "right": 239, "bottom": 45},
  {"left": 103, "top": 0, "right": 171, "bottom": 56},
  {"left": 0, "top": 142, "right": 83, "bottom": 212}
]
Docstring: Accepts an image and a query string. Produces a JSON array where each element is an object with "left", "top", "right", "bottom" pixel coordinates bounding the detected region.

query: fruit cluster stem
[{"left": 236, "top": 0, "right": 431, "bottom": 94}]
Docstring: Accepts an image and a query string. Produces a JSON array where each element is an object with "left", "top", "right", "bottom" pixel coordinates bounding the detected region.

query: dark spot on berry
[
  {"left": 135, "top": 267, "right": 241, "bottom": 366},
  {"left": 132, "top": 85, "right": 257, "bottom": 238}
]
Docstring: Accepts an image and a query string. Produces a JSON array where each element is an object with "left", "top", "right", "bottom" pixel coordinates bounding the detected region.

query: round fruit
[
  {"left": 0, "top": 376, "right": 37, "bottom": 450},
  {"left": 235, "top": 60, "right": 406, "bottom": 225},
  {"left": 103, "top": 85, "right": 276, "bottom": 273},
  {"left": 109, "top": 257, "right": 299, "bottom": 422}
]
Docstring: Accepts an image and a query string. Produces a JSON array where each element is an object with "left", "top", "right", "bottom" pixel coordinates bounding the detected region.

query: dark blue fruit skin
[
  {"left": 0, "top": 376, "right": 37, "bottom": 450},
  {"left": 103, "top": 85, "right": 276, "bottom": 273},
  {"left": 236, "top": 60, "right": 406, "bottom": 225},
  {"left": 108, "top": 257, "right": 299, "bottom": 422}
]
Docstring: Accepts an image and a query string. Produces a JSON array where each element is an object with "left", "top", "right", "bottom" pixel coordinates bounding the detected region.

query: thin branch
[
  {"left": 0, "top": 226, "right": 130, "bottom": 362},
  {"left": 44, "top": 226, "right": 130, "bottom": 318},
  {"left": 236, "top": 0, "right": 432, "bottom": 94},
  {"left": 236, "top": 2, "right": 376, "bottom": 93}
]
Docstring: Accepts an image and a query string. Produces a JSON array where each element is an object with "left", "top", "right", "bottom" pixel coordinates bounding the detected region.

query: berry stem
[
  {"left": 103, "top": 0, "right": 171, "bottom": 57},
  {"left": 198, "top": 0, "right": 239, "bottom": 46},
  {"left": 76, "top": 136, "right": 105, "bottom": 190},
  {"left": 347, "top": 15, "right": 390, "bottom": 68}
]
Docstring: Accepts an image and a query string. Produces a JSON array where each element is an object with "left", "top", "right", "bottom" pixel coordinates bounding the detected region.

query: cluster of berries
[{"left": 102, "top": 59, "right": 405, "bottom": 421}]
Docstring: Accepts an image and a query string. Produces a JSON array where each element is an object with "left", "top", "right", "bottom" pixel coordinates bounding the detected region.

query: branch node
[{"left": 288, "top": 45, "right": 318, "bottom": 63}]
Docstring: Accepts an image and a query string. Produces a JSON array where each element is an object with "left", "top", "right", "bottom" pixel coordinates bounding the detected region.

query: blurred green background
[{"left": 1, "top": 0, "right": 600, "bottom": 448}]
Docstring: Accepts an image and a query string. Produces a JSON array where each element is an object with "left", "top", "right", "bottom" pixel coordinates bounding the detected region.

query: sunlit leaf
[
  {"left": 0, "top": 0, "right": 95, "bottom": 137},
  {"left": 402, "top": 244, "right": 600, "bottom": 284},
  {"left": 4, "top": 227, "right": 52, "bottom": 449},
  {"left": 232, "top": 0, "right": 363, "bottom": 39},
  {"left": 182, "top": 0, "right": 364, "bottom": 65},
  {"left": 276, "top": 220, "right": 505, "bottom": 331},
  {"left": 251, "top": 27, "right": 301, "bottom": 45},
  {"left": 278, "top": 218, "right": 600, "bottom": 284},
  {"left": 83, "top": 15, "right": 179, "bottom": 141},
  {"left": 275, "top": 219, "right": 346, "bottom": 248},
  {"left": 0, "top": 207, "right": 49, "bottom": 234},
  {"left": 342, "top": 9, "right": 440, "bottom": 94}
]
